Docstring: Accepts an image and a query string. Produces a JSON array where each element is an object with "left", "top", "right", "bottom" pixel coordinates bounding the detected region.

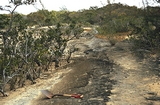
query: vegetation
[
  {"left": 130, "top": 7, "right": 160, "bottom": 52},
  {"left": 0, "top": 0, "right": 159, "bottom": 96},
  {"left": 0, "top": 0, "right": 83, "bottom": 96},
  {"left": 24, "top": 3, "right": 159, "bottom": 47}
]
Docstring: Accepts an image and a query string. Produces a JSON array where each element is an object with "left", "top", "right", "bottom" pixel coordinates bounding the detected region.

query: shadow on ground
[{"left": 33, "top": 51, "right": 115, "bottom": 105}]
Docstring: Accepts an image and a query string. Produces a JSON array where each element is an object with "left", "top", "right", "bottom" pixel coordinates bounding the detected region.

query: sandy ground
[
  {"left": 106, "top": 41, "right": 160, "bottom": 105},
  {"left": 1, "top": 34, "right": 160, "bottom": 105},
  {"left": 1, "top": 68, "right": 72, "bottom": 105}
]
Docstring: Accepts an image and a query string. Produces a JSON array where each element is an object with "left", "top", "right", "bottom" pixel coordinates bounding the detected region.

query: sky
[{"left": 0, "top": 0, "right": 159, "bottom": 15}]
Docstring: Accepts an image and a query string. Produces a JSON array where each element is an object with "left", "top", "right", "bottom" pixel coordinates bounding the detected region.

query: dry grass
[{"left": 95, "top": 32, "right": 130, "bottom": 42}]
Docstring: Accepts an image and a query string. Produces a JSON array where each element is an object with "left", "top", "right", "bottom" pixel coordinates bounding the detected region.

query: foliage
[
  {"left": 0, "top": 0, "right": 159, "bottom": 97},
  {"left": 0, "top": 1, "right": 83, "bottom": 96},
  {"left": 129, "top": 6, "right": 160, "bottom": 51},
  {"left": 10, "top": 0, "right": 37, "bottom": 5},
  {"left": 0, "top": 14, "right": 10, "bottom": 29}
]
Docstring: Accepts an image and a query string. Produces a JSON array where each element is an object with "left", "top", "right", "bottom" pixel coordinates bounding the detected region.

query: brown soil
[
  {"left": 106, "top": 41, "right": 160, "bottom": 105},
  {"left": 1, "top": 35, "right": 160, "bottom": 105}
]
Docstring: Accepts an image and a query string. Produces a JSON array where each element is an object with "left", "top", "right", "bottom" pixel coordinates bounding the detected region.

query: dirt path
[
  {"left": 1, "top": 35, "right": 160, "bottom": 105},
  {"left": 106, "top": 41, "right": 160, "bottom": 105},
  {"left": 1, "top": 68, "right": 72, "bottom": 105},
  {"left": 30, "top": 35, "right": 114, "bottom": 105}
]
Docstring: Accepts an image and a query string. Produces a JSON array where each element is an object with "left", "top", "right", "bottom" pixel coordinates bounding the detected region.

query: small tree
[
  {"left": 0, "top": 0, "right": 83, "bottom": 96},
  {"left": 129, "top": 0, "right": 160, "bottom": 52}
]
